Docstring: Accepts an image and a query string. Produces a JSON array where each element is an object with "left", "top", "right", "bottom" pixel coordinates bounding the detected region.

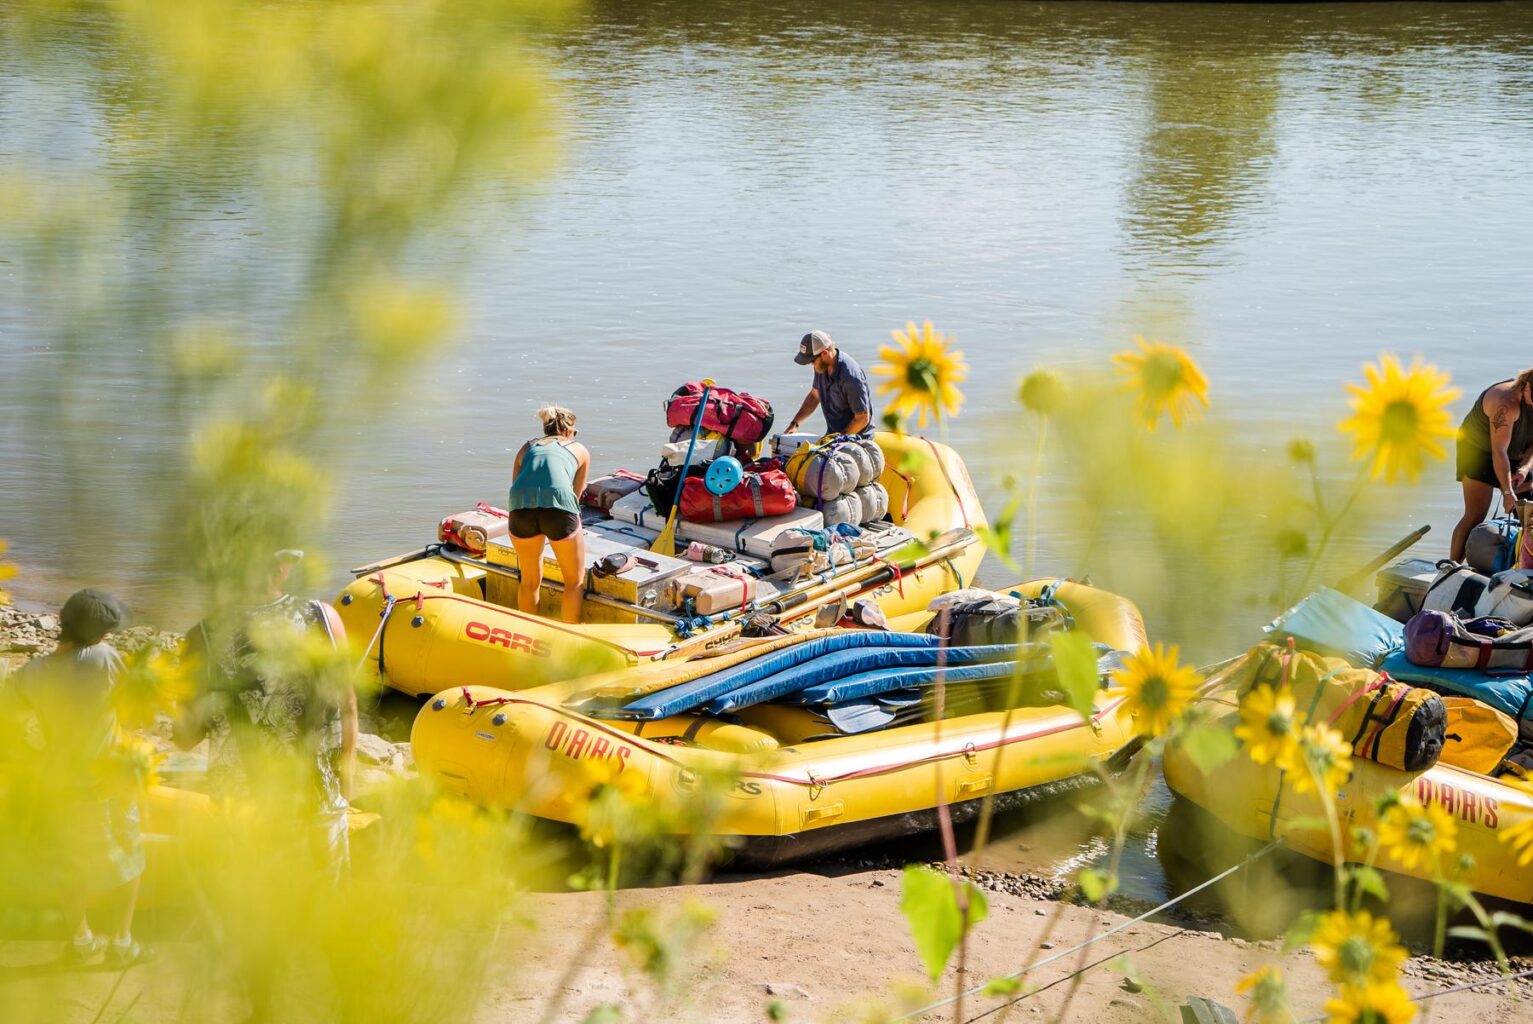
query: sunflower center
[
  {"left": 1358, "top": 1010, "right": 1389, "bottom": 1024},
  {"left": 1406, "top": 816, "right": 1435, "bottom": 847},
  {"left": 1380, "top": 399, "right": 1420, "bottom": 445},
  {"left": 1140, "top": 674, "right": 1171, "bottom": 711},
  {"left": 1337, "top": 935, "right": 1374, "bottom": 976},
  {"left": 1142, "top": 351, "right": 1186, "bottom": 400},
  {"left": 905, "top": 356, "right": 939, "bottom": 394},
  {"left": 1265, "top": 709, "right": 1293, "bottom": 736}
]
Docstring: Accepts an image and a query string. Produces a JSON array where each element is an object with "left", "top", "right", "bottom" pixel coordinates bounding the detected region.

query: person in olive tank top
[
  {"left": 1452, "top": 368, "right": 1533, "bottom": 563},
  {"left": 509, "top": 405, "right": 590, "bottom": 622}
]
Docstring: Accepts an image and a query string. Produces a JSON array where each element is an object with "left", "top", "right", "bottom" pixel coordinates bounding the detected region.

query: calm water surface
[{"left": 4, "top": 0, "right": 1533, "bottom": 896}]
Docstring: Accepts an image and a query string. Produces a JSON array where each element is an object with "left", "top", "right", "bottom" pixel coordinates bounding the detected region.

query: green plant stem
[
  {"left": 1024, "top": 417, "right": 1049, "bottom": 581},
  {"left": 1296, "top": 463, "right": 1369, "bottom": 596}
]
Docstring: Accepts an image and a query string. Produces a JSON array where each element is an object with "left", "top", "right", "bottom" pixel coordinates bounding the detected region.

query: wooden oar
[{"left": 1334, "top": 524, "right": 1430, "bottom": 595}]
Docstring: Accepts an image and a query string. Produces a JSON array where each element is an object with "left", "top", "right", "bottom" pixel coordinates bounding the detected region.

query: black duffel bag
[
  {"left": 644, "top": 459, "right": 711, "bottom": 519},
  {"left": 926, "top": 592, "right": 1070, "bottom": 647}
]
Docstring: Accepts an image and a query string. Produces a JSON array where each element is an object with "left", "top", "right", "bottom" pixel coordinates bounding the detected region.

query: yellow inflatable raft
[
  {"left": 1163, "top": 676, "right": 1533, "bottom": 906},
  {"left": 412, "top": 580, "right": 1147, "bottom": 863},
  {"left": 337, "top": 431, "right": 987, "bottom": 699}
]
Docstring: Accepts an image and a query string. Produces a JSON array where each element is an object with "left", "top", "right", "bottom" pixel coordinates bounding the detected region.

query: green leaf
[
  {"left": 900, "top": 865, "right": 989, "bottom": 983},
  {"left": 1345, "top": 865, "right": 1390, "bottom": 904},
  {"left": 1490, "top": 911, "right": 1533, "bottom": 936},
  {"left": 1048, "top": 631, "right": 1101, "bottom": 722},
  {"left": 1077, "top": 867, "right": 1119, "bottom": 904},
  {"left": 1278, "top": 816, "right": 1330, "bottom": 834},
  {"left": 1447, "top": 926, "right": 1490, "bottom": 944},
  {"left": 982, "top": 977, "right": 1025, "bottom": 998},
  {"left": 766, "top": 999, "right": 788, "bottom": 1022},
  {"left": 580, "top": 1007, "right": 622, "bottom": 1024},
  {"left": 1179, "top": 722, "right": 1238, "bottom": 774}
]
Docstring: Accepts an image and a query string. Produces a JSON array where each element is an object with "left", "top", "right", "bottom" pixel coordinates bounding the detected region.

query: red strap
[
  {"left": 922, "top": 437, "right": 970, "bottom": 529},
  {"left": 872, "top": 554, "right": 904, "bottom": 598},
  {"left": 1478, "top": 641, "right": 1493, "bottom": 671},
  {"left": 709, "top": 565, "right": 750, "bottom": 611},
  {"left": 475, "top": 502, "right": 509, "bottom": 518},
  {"left": 1325, "top": 676, "right": 1388, "bottom": 727},
  {"left": 460, "top": 686, "right": 516, "bottom": 711},
  {"left": 1361, "top": 688, "right": 1408, "bottom": 758},
  {"left": 613, "top": 469, "right": 644, "bottom": 482},
  {"left": 892, "top": 470, "right": 915, "bottom": 521}
]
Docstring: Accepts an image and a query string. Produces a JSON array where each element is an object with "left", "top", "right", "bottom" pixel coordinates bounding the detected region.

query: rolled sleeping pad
[
  {"left": 820, "top": 491, "right": 863, "bottom": 529},
  {"left": 855, "top": 482, "right": 888, "bottom": 523},
  {"left": 841, "top": 443, "right": 875, "bottom": 492},
  {"left": 787, "top": 446, "right": 860, "bottom": 503},
  {"left": 855, "top": 436, "right": 885, "bottom": 486}
]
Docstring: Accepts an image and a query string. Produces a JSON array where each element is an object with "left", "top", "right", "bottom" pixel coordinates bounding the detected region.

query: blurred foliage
[{"left": 1, "top": 0, "right": 564, "bottom": 613}]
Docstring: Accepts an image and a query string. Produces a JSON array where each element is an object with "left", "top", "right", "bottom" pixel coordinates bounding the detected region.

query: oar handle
[{"left": 670, "top": 380, "right": 715, "bottom": 511}]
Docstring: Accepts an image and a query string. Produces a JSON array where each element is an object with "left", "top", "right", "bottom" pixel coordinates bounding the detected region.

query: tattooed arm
[{"left": 1490, "top": 393, "right": 1521, "bottom": 512}]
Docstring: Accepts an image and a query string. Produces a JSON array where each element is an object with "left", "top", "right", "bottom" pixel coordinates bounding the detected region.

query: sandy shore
[{"left": 498, "top": 864, "right": 1533, "bottom": 1023}]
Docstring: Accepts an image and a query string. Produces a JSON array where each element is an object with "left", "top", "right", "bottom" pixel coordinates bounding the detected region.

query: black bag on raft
[
  {"left": 644, "top": 460, "right": 710, "bottom": 519},
  {"left": 925, "top": 591, "right": 1070, "bottom": 647}
]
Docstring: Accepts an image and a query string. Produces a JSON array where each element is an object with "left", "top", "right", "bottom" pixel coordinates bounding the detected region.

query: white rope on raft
[{"left": 891, "top": 839, "right": 1284, "bottom": 1023}]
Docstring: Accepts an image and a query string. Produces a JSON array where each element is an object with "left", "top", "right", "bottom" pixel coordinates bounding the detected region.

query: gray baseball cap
[{"left": 795, "top": 330, "right": 833, "bottom": 365}]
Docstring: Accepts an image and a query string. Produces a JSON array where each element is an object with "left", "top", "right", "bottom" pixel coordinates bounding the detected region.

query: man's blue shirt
[{"left": 814, "top": 352, "right": 874, "bottom": 435}]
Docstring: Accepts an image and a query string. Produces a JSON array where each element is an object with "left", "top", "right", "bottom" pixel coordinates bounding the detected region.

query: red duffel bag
[
  {"left": 679, "top": 468, "right": 797, "bottom": 523},
  {"left": 665, "top": 382, "right": 775, "bottom": 444}
]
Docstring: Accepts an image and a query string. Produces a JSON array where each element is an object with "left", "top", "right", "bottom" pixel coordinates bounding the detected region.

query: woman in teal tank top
[{"left": 509, "top": 405, "right": 590, "bottom": 622}]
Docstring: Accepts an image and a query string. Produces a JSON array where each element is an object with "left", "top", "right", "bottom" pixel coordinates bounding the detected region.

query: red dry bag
[
  {"left": 665, "top": 382, "right": 775, "bottom": 444},
  {"left": 678, "top": 469, "right": 797, "bottom": 523}
]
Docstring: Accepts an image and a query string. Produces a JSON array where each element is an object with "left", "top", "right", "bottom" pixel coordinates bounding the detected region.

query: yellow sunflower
[
  {"left": 875, "top": 320, "right": 968, "bottom": 428},
  {"left": 1284, "top": 722, "right": 1353, "bottom": 796},
  {"left": 1111, "top": 642, "right": 1201, "bottom": 739},
  {"left": 1236, "top": 964, "right": 1293, "bottom": 1024},
  {"left": 1112, "top": 336, "right": 1210, "bottom": 431},
  {"left": 1234, "top": 684, "right": 1302, "bottom": 767},
  {"left": 1323, "top": 982, "right": 1416, "bottom": 1024},
  {"left": 1310, "top": 909, "right": 1407, "bottom": 987},
  {"left": 1337, "top": 354, "right": 1459, "bottom": 484},
  {"left": 1377, "top": 795, "right": 1458, "bottom": 874},
  {"left": 1501, "top": 814, "right": 1533, "bottom": 868}
]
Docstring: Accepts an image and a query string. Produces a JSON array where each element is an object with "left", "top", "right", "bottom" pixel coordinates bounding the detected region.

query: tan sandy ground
[
  {"left": 487, "top": 866, "right": 1533, "bottom": 1023},
  {"left": 1, "top": 863, "right": 1529, "bottom": 1022}
]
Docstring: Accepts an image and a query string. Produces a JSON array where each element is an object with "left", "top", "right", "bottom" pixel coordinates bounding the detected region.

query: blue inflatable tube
[
  {"left": 707, "top": 660, "right": 1021, "bottom": 714},
  {"left": 1380, "top": 650, "right": 1533, "bottom": 724},
  {"left": 617, "top": 633, "right": 1003, "bottom": 720}
]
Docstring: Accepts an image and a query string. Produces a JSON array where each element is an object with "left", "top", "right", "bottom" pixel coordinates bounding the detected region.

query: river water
[{"left": 3, "top": 1, "right": 1533, "bottom": 897}]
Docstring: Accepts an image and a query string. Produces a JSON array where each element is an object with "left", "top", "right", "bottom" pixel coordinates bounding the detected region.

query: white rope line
[
  {"left": 892, "top": 840, "right": 1283, "bottom": 1022},
  {"left": 352, "top": 594, "right": 397, "bottom": 677}
]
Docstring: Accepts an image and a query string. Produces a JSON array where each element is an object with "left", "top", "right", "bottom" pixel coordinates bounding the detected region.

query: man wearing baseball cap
[{"left": 784, "top": 330, "right": 874, "bottom": 437}]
